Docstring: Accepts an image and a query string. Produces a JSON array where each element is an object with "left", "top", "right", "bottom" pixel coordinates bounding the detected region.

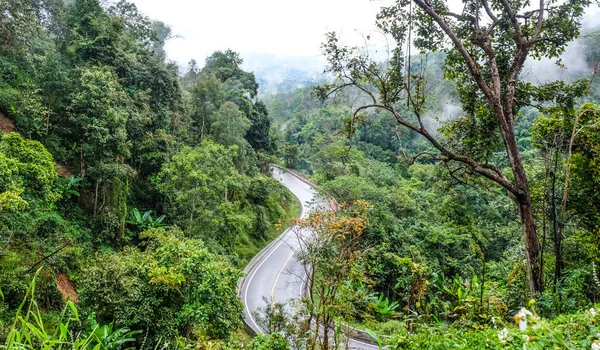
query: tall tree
[
  {"left": 319, "top": 0, "right": 593, "bottom": 295},
  {"left": 211, "top": 101, "right": 251, "bottom": 149},
  {"left": 190, "top": 73, "right": 223, "bottom": 141},
  {"left": 246, "top": 100, "right": 275, "bottom": 152},
  {"left": 203, "top": 50, "right": 258, "bottom": 97},
  {"left": 201, "top": 49, "right": 274, "bottom": 156},
  {"left": 211, "top": 101, "right": 254, "bottom": 172},
  {"left": 67, "top": 66, "right": 130, "bottom": 177},
  {"left": 157, "top": 141, "right": 250, "bottom": 248}
]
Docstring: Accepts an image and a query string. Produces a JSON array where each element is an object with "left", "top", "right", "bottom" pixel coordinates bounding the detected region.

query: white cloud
[
  {"left": 130, "top": 0, "right": 600, "bottom": 78},
  {"left": 131, "top": 0, "right": 389, "bottom": 67}
]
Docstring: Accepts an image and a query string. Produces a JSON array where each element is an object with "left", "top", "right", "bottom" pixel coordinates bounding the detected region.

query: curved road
[{"left": 239, "top": 167, "right": 379, "bottom": 349}]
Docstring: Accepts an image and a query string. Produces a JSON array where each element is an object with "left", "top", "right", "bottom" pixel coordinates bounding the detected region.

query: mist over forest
[{"left": 1, "top": 0, "right": 600, "bottom": 349}]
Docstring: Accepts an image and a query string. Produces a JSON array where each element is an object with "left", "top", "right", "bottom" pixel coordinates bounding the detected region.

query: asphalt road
[{"left": 239, "top": 167, "right": 379, "bottom": 350}]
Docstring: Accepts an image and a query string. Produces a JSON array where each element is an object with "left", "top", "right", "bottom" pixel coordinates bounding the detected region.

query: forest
[{"left": 1, "top": 0, "right": 600, "bottom": 349}]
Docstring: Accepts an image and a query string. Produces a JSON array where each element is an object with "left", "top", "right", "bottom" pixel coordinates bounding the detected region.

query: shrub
[{"left": 78, "top": 227, "right": 243, "bottom": 345}]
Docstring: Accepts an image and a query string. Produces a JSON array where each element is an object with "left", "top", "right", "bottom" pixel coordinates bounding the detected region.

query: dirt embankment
[
  {"left": 0, "top": 113, "right": 15, "bottom": 133},
  {"left": 56, "top": 273, "right": 79, "bottom": 303},
  {"left": 55, "top": 165, "right": 73, "bottom": 177},
  {"left": 1, "top": 114, "right": 79, "bottom": 302}
]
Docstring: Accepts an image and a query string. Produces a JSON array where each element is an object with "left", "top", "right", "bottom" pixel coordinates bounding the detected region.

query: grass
[
  {"left": 285, "top": 189, "right": 303, "bottom": 220},
  {"left": 347, "top": 318, "right": 404, "bottom": 337}
]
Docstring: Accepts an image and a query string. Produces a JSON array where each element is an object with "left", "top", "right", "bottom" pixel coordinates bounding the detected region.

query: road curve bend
[{"left": 238, "top": 167, "right": 379, "bottom": 350}]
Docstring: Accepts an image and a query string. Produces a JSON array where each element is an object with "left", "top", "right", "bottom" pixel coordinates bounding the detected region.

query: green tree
[
  {"left": 157, "top": 141, "right": 250, "bottom": 248},
  {"left": 293, "top": 201, "right": 371, "bottom": 349},
  {"left": 0, "top": 134, "right": 63, "bottom": 309},
  {"left": 150, "top": 20, "right": 172, "bottom": 57},
  {"left": 211, "top": 101, "right": 254, "bottom": 173},
  {"left": 211, "top": 101, "right": 251, "bottom": 149},
  {"left": 190, "top": 73, "right": 223, "bottom": 142},
  {"left": 203, "top": 49, "right": 258, "bottom": 97},
  {"left": 532, "top": 102, "right": 600, "bottom": 265},
  {"left": 0, "top": 0, "right": 61, "bottom": 57},
  {"left": 140, "top": 228, "right": 243, "bottom": 339},
  {"left": 246, "top": 100, "right": 275, "bottom": 152},
  {"left": 312, "top": 139, "right": 364, "bottom": 182},
  {"left": 67, "top": 66, "right": 130, "bottom": 176},
  {"left": 79, "top": 227, "right": 242, "bottom": 343},
  {"left": 318, "top": 0, "right": 594, "bottom": 295},
  {"left": 202, "top": 49, "right": 275, "bottom": 156}
]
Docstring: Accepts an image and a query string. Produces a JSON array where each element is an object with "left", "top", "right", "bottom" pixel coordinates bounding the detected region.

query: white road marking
[
  {"left": 243, "top": 228, "right": 293, "bottom": 332},
  {"left": 243, "top": 169, "right": 380, "bottom": 349},
  {"left": 271, "top": 251, "right": 295, "bottom": 306}
]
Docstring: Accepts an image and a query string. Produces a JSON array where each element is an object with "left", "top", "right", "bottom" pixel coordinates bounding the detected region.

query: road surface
[{"left": 239, "top": 167, "right": 379, "bottom": 349}]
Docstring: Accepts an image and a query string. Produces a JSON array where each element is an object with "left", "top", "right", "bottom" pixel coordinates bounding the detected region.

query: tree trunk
[
  {"left": 200, "top": 115, "right": 205, "bottom": 141},
  {"left": 94, "top": 180, "right": 99, "bottom": 216},
  {"left": 502, "top": 108, "right": 542, "bottom": 297},
  {"left": 80, "top": 149, "right": 86, "bottom": 178},
  {"left": 517, "top": 197, "right": 541, "bottom": 297},
  {"left": 540, "top": 149, "right": 553, "bottom": 292},
  {"left": 508, "top": 132, "right": 541, "bottom": 296},
  {"left": 551, "top": 162, "right": 563, "bottom": 289}
]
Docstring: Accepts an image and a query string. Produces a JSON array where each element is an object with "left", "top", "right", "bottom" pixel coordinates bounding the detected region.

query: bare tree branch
[
  {"left": 499, "top": 0, "right": 525, "bottom": 45},
  {"left": 412, "top": 0, "right": 496, "bottom": 103},
  {"left": 481, "top": 0, "right": 498, "bottom": 22}
]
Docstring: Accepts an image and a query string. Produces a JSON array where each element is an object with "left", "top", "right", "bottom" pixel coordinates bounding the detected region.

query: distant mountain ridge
[{"left": 241, "top": 54, "right": 326, "bottom": 95}]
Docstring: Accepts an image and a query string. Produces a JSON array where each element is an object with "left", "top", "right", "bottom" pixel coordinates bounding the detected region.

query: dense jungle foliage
[
  {"left": 2, "top": 0, "right": 600, "bottom": 349},
  {"left": 0, "top": 0, "right": 299, "bottom": 347},
  {"left": 262, "top": 23, "right": 600, "bottom": 350}
]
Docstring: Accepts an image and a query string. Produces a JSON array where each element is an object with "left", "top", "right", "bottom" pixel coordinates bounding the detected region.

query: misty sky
[
  {"left": 131, "top": 0, "right": 391, "bottom": 67},
  {"left": 130, "top": 0, "right": 600, "bottom": 75}
]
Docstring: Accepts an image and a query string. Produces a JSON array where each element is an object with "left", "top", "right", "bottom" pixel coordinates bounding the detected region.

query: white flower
[
  {"left": 590, "top": 308, "right": 597, "bottom": 317},
  {"left": 515, "top": 307, "right": 533, "bottom": 331},
  {"left": 592, "top": 340, "right": 600, "bottom": 350},
  {"left": 497, "top": 328, "right": 509, "bottom": 343}
]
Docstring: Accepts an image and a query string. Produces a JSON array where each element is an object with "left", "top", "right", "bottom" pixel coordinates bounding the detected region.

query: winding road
[{"left": 239, "top": 167, "right": 379, "bottom": 349}]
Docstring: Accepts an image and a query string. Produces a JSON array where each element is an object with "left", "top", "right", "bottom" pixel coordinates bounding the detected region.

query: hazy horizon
[
  {"left": 130, "top": 0, "right": 389, "bottom": 69},
  {"left": 128, "top": 0, "right": 600, "bottom": 93}
]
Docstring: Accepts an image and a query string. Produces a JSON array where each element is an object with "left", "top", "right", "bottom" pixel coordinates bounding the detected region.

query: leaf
[
  {"left": 60, "top": 322, "right": 69, "bottom": 340},
  {"left": 366, "top": 328, "right": 384, "bottom": 349},
  {"left": 68, "top": 301, "right": 79, "bottom": 321},
  {"left": 142, "top": 210, "right": 152, "bottom": 222},
  {"left": 25, "top": 323, "right": 47, "bottom": 340},
  {"left": 133, "top": 208, "right": 142, "bottom": 223}
]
